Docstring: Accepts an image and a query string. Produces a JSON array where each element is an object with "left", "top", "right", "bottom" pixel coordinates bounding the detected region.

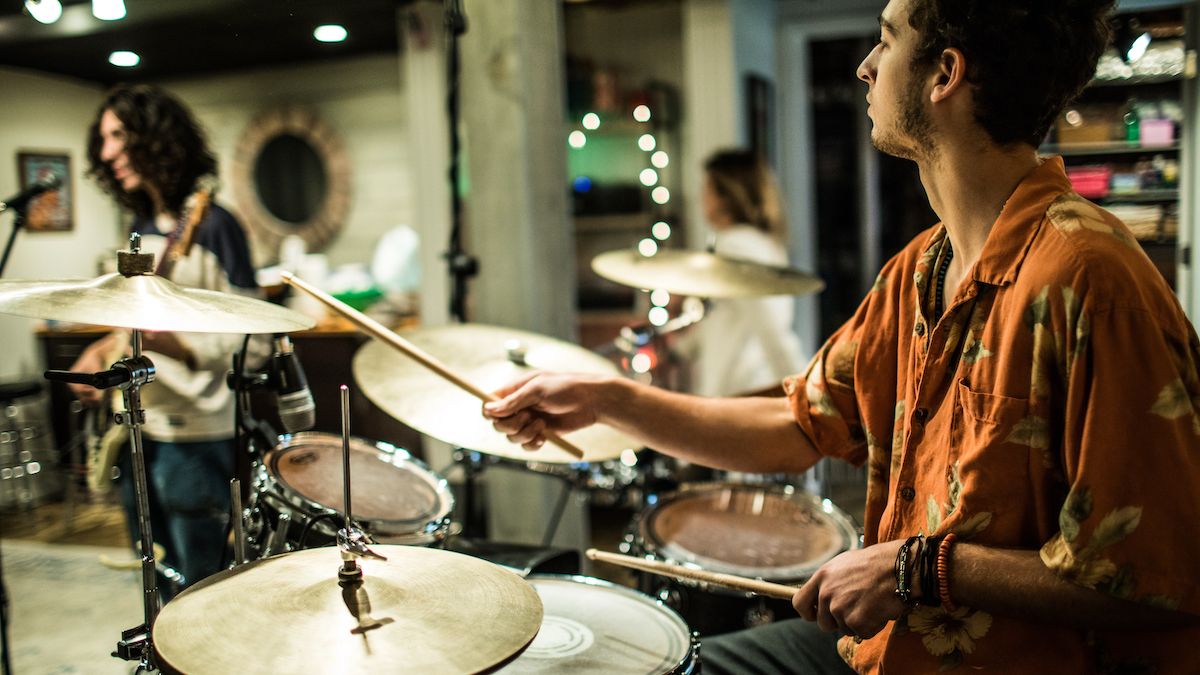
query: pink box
[
  {"left": 1067, "top": 165, "right": 1112, "bottom": 199},
  {"left": 1140, "top": 119, "right": 1175, "bottom": 147}
]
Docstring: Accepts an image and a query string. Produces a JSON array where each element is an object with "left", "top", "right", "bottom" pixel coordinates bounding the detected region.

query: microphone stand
[
  {"left": 0, "top": 201, "right": 27, "bottom": 279},
  {"left": 443, "top": 0, "right": 477, "bottom": 323}
]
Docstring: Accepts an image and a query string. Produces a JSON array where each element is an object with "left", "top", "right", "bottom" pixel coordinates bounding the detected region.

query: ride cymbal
[
  {"left": 153, "top": 545, "right": 543, "bottom": 675},
  {"left": 592, "top": 249, "right": 824, "bottom": 299},
  {"left": 0, "top": 272, "right": 314, "bottom": 333},
  {"left": 353, "top": 324, "right": 639, "bottom": 464}
]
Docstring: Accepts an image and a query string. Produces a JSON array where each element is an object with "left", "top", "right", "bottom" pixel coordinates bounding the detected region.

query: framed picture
[{"left": 17, "top": 151, "right": 73, "bottom": 232}]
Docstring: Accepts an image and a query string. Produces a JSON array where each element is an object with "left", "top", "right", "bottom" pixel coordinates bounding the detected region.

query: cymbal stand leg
[
  {"left": 115, "top": 329, "right": 159, "bottom": 672},
  {"left": 335, "top": 385, "right": 386, "bottom": 579},
  {"left": 230, "top": 479, "right": 245, "bottom": 567},
  {"left": 447, "top": 449, "right": 489, "bottom": 539}
]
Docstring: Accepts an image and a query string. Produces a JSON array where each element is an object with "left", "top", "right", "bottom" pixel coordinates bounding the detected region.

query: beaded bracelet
[
  {"left": 937, "top": 533, "right": 958, "bottom": 611},
  {"left": 893, "top": 535, "right": 922, "bottom": 605}
]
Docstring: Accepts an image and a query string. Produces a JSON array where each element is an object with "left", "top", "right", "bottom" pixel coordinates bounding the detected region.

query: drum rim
[
  {"left": 259, "top": 431, "right": 455, "bottom": 532},
  {"left": 635, "top": 481, "right": 861, "bottom": 582},
  {"left": 520, "top": 574, "right": 698, "bottom": 675}
]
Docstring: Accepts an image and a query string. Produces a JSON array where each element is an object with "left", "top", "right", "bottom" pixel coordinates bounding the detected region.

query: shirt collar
[{"left": 919, "top": 157, "right": 1074, "bottom": 288}]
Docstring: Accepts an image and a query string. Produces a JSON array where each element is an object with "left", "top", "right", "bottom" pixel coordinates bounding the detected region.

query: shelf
[
  {"left": 1043, "top": 142, "right": 1181, "bottom": 157},
  {"left": 1099, "top": 189, "right": 1180, "bottom": 203},
  {"left": 1136, "top": 237, "right": 1178, "bottom": 246},
  {"left": 1091, "top": 74, "right": 1185, "bottom": 87}
]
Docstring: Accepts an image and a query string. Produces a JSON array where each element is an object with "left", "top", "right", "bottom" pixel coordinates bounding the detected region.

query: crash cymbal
[
  {"left": 592, "top": 249, "right": 824, "bottom": 299},
  {"left": 0, "top": 272, "right": 314, "bottom": 333},
  {"left": 354, "top": 324, "right": 639, "bottom": 464},
  {"left": 153, "top": 545, "right": 542, "bottom": 675}
]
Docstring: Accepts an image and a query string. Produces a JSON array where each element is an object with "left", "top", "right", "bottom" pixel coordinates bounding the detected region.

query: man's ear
[{"left": 930, "top": 47, "right": 967, "bottom": 103}]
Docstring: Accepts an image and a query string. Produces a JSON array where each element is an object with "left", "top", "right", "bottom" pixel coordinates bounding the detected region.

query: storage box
[
  {"left": 1139, "top": 118, "right": 1175, "bottom": 147},
  {"left": 1056, "top": 104, "right": 1121, "bottom": 146},
  {"left": 1066, "top": 165, "right": 1112, "bottom": 199}
]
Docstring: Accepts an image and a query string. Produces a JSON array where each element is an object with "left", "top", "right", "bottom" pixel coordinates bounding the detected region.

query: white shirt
[{"left": 676, "top": 225, "right": 807, "bottom": 397}]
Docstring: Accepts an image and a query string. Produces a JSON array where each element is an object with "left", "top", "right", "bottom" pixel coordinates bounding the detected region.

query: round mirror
[
  {"left": 253, "top": 134, "right": 327, "bottom": 224},
  {"left": 232, "top": 107, "right": 352, "bottom": 264}
]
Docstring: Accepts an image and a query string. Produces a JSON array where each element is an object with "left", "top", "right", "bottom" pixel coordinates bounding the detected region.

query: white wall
[
  {"left": 0, "top": 67, "right": 117, "bottom": 381},
  {"left": 0, "top": 53, "right": 412, "bottom": 379},
  {"left": 161, "top": 53, "right": 411, "bottom": 269}
]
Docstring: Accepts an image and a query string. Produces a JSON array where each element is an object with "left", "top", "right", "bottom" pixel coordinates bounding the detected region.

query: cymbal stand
[
  {"left": 335, "top": 385, "right": 386, "bottom": 580},
  {"left": 43, "top": 237, "right": 163, "bottom": 672},
  {"left": 46, "top": 333, "right": 159, "bottom": 671}
]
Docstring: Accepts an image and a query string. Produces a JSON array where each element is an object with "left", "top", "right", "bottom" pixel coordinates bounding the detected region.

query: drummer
[
  {"left": 69, "top": 84, "right": 265, "bottom": 595},
  {"left": 485, "top": 0, "right": 1200, "bottom": 672}
]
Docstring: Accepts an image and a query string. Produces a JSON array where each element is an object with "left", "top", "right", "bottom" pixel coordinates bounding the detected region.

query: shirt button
[
  {"left": 914, "top": 407, "right": 929, "bottom": 423},
  {"left": 900, "top": 486, "right": 916, "bottom": 501},
  {"left": 915, "top": 322, "right": 926, "bottom": 337}
]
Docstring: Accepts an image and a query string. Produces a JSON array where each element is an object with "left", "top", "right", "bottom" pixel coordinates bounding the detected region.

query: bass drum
[
  {"left": 626, "top": 482, "right": 860, "bottom": 636},
  {"left": 495, "top": 575, "right": 699, "bottom": 674},
  {"left": 246, "top": 432, "right": 454, "bottom": 557}
]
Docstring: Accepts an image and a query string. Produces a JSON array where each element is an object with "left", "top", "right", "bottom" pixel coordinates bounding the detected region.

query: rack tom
[{"left": 246, "top": 432, "right": 454, "bottom": 556}]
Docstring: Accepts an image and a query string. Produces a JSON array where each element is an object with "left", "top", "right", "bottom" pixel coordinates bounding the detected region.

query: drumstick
[
  {"left": 280, "top": 272, "right": 586, "bottom": 460},
  {"left": 586, "top": 549, "right": 798, "bottom": 601}
]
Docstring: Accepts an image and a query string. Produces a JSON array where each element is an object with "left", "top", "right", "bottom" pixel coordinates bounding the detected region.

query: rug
[{"left": 3, "top": 539, "right": 142, "bottom": 674}]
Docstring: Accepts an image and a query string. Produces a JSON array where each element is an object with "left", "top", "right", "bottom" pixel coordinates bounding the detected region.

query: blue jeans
[{"left": 118, "top": 438, "right": 233, "bottom": 597}]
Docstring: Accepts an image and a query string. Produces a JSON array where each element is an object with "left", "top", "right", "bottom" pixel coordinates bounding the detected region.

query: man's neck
[{"left": 917, "top": 140, "right": 1040, "bottom": 276}]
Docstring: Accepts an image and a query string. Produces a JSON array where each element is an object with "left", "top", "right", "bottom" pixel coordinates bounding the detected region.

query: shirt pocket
[{"left": 948, "top": 378, "right": 1030, "bottom": 524}]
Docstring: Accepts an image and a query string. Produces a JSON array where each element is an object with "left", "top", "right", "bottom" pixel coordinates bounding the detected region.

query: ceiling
[{"left": 0, "top": 0, "right": 410, "bottom": 85}]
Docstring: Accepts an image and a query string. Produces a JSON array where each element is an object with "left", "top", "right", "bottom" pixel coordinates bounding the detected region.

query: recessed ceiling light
[
  {"left": 24, "top": 0, "right": 62, "bottom": 24},
  {"left": 109, "top": 50, "right": 140, "bottom": 67},
  {"left": 313, "top": 24, "right": 348, "bottom": 43},
  {"left": 93, "top": 0, "right": 125, "bottom": 21}
]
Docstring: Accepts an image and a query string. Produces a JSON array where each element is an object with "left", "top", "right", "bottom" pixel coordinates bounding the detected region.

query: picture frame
[{"left": 17, "top": 151, "right": 73, "bottom": 232}]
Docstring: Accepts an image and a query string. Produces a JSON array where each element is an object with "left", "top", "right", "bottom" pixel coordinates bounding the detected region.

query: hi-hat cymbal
[
  {"left": 0, "top": 272, "right": 314, "bottom": 333},
  {"left": 592, "top": 249, "right": 824, "bottom": 298},
  {"left": 153, "top": 546, "right": 543, "bottom": 675},
  {"left": 353, "top": 324, "right": 639, "bottom": 464}
]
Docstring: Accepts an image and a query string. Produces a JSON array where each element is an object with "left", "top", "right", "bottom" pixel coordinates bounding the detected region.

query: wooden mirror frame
[{"left": 232, "top": 107, "right": 352, "bottom": 261}]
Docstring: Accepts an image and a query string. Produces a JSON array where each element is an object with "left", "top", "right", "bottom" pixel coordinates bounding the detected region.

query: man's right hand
[{"left": 482, "top": 372, "right": 611, "bottom": 450}]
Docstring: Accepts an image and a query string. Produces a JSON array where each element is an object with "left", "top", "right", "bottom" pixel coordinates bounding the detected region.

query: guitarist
[{"left": 68, "top": 85, "right": 266, "bottom": 596}]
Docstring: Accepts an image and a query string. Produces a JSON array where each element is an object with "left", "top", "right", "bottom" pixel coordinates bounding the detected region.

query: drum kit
[{"left": 0, "top": 237, "right": 858, "bottom": 674}]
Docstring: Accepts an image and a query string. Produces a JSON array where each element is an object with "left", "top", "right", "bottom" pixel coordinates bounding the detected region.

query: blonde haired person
[{"left": 674, "top": 149, "right": 806, "bottom": 396}]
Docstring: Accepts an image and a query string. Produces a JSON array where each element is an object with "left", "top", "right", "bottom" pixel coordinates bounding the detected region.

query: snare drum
[
  {"left": 497, "top": 575, "right": 699, "bottom": 674},
  {"left": 627, "top": 482, "right": 860, "bottom": 636},
  {"left": 246, "top": 432, "right": 454, "bottom": 556}
]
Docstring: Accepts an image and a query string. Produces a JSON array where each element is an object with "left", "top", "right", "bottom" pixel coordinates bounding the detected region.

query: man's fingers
[
  {"left": 793, "top": 580, "right": 818, "bottom": 622},
  {"left": 483, "top": 373, "right": 542, "bottom": 418}
]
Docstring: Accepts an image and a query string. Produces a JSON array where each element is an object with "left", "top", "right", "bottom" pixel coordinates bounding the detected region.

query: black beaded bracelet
[{"left": 893, "top": 535, "right": 923, "bottom": 605}]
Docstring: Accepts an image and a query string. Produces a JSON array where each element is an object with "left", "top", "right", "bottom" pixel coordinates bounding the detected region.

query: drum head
[
  {"left": 498, "top": 576, "right": 694, "bottom": 674},
  {"left": 640, "top": 483, "right": 859, "bottom": 581},
  {"left": 266, "top": 432, "right": 452, "bottom": 531}
]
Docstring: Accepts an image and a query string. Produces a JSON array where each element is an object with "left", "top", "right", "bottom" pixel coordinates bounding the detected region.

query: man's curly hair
[
  {"left": 906, "top": 0, "right": 1115, "bottom": 147},
  {"left": 87, "top": 84, "right": 217, "bottom": 218}
]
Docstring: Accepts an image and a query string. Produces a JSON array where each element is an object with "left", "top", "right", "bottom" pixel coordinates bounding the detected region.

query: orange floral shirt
[{"left": 785, "top": 158, "right": 1200, "bottom": 673}]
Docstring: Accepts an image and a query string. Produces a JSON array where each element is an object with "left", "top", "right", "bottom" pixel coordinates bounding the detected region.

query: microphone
[
  {"left": 0, "top": 175, "right": 62, "bottom": 214},
  {"left": 270, "top": 335, "right": 316, "bottom": 433}
]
